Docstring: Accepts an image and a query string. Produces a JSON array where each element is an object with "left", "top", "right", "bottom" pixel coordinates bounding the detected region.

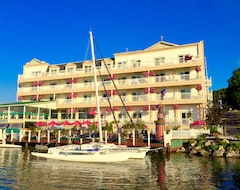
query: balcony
[
  {"left": 53, "top": 93, "right": 204, "bottom": 108},
  {"left": 17, "top": 73, "right": 202, "bottom": 96},
  {"left": 18, "top": 56, "right": 202, "bottom": 81}
]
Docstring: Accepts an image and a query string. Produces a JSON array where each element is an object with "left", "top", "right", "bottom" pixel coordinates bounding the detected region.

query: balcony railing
[
  {"left": 52, "top": 93, "right": 203, "bottom": 106},
  {"left": 18, "top": 57, "right": 201, "bottom": 80},
  {"left": 17, "top": 73, "right": 201, "bottom": 94}
]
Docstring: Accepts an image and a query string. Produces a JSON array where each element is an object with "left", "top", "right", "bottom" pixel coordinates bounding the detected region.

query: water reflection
[{"left": 0, "top": 148, "right": 240, "bottom": 189}]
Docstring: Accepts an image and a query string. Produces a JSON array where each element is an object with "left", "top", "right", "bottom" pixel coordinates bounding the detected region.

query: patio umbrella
[
  {"left": 61, "top": 120, "right": 72, "bottom": 125},
  {"left": 47, "top": 121, "right": 59, "bottom": 126},
  {"left": 72, "top": 120, "right": 82, "bottom": 126},
  {"left": 82, "top": 120, "right": 92, "bottom": 126},
  {"left": 34, "top": 121, "right": 46, "bottom": 126}
]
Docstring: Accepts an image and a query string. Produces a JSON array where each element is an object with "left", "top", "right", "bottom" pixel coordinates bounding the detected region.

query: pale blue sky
[{"left": 0, "top": 0, "right": 239, "bottom": 103}]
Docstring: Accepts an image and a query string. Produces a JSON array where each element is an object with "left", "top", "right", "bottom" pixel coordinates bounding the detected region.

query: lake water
[{"left": 0, "top": 148, "right": 240, "bottom": 190}]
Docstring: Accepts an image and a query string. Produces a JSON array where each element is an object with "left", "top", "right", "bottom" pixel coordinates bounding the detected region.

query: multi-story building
[{"left": 12, "top": 39, "right": 212, "bottom": 132}]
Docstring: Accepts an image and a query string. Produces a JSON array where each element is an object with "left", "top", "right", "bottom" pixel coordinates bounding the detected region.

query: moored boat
[{"left": 31, "top": 145, "right": 130, "bottom": 162}]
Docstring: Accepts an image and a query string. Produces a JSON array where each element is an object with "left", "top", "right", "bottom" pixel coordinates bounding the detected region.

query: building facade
[{"left": 13, "top": 39, "right": 212, "bottom": 132}]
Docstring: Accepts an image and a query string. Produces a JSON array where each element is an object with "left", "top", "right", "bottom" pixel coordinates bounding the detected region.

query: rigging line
[
  {"left": 96, "top": 66, "right": 120, "bottom": 129},
  {"left": 94, "top": 38, "right": 135, "bottom": 127},
  {"left": 83, "top": 40, "right": 90, "bottom": 61}
]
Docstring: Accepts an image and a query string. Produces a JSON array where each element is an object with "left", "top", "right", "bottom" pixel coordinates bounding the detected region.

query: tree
[
  {"left": 206, "top": 100, "right": 226, "bottom": 127},
  {"left": 226, "top": 68, "right": 240, "bottom": 109}
]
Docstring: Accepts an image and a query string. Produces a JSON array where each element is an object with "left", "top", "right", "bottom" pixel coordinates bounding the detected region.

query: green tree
[{"left": 226, "top": 68, "right": 240, "bottom": 109}]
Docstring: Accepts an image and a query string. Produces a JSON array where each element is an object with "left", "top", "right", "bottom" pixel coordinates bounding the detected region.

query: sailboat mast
[{"left": 89, "top": 31, "right": 103, "bottom": 142}]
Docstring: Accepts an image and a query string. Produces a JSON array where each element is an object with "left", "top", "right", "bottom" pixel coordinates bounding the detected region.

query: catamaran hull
[
  {"left": 0, "top": 144, "right": 22, "bottom": 148},
  {"left": 31, "top": 151, "right": 130, "bottom": 163}
]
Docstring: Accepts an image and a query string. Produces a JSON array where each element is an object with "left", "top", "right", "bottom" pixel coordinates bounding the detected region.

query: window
[
  {"left": 32, "top": 71, "right": 41, "bottom": 76},
  {"left": 181, "top": 112, "right": 190, "bottom": 125},
  {"left": 118, "top": 112, "right": 127, "bottom": 123},
  {"left": 131, "top": 75, "right": 142, "bottom": 79},
  {"left": 180, "top": 89, "right": 191, "bottom": 99},
  {"left": 156, "top": 73, "right": 166, "bottom": 82},
  {"left": 119, "top": 93, "right": 126, "bottom": 101},
  {"left": 179, "top": 55, "right": 184, "bottom": 63},
  {"left": 180, "top": 71, "right": 190, "bottom": 80},
  {"left": 105, "top": 64, "right": 111, "bottom": 69},
  {"left": 118, "top": 77, "right": 126, "bottom": 85},
  {"left": 155, "top": 57, "right": 165, "bottom": 65},
  {"left": 133, "top": 60, "right": 141, "bottom": 67},
  {"left": 179, "top": 54, "right": 192, "bottom": 63},
  {"left": 133, "top": 112, "right": 142, "bottom": 119},
  {"left": 50, "top": 70, "right": 57, "bottom": 75},
  {"left": 132, "top": 92, "right": 141, "bottom": 101},
  {"left": 85, "top": 66, "right": 92, "bottom": 72},
  {"left": 84, "top": 94, "right": 92, "bottom": 102},
  {"left": 84, "top": 80, "right": 92, "bottom": 87},
  {"left": 67, "top": 68, "right": 74, "bottom": 73},
  {"left": 118, "top": 62, "right": 126, "bottom": 69}
]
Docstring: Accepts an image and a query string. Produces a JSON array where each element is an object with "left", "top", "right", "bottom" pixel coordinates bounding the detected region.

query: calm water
[{"left": 0, "top": 148, "right": 240, "bottom": 190}]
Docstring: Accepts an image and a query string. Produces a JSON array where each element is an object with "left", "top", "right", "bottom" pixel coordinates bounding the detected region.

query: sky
[{"left": 0, "top": 0, "right": 239, "bottom": 103}]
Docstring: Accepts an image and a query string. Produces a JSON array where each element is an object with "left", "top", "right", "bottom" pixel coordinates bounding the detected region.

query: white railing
[
  {"left": 18, "top": 73, "right": 202, "bottom": 94},
  {"left": 18, "top": 57, "right": 201, "bottom": 80}
]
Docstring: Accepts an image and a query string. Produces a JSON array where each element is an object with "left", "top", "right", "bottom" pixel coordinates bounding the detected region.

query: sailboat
[
  {"left": 31, "top": 31, "right": 133, "bottom": 162},
  {"left": 32, "top": 31, "right": 152, "bottom": 161}
]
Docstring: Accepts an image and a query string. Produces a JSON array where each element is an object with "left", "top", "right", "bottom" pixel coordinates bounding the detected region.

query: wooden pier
[{"left": 5, "top": 136, "right": 165, "bottom": 152}]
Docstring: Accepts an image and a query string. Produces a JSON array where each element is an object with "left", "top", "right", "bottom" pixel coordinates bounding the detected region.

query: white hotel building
[{"left": 1, "top": 39, "right": 212, "bottom": 132}]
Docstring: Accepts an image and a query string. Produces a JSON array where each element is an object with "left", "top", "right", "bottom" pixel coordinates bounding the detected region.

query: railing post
[
  {"left": 80, "top": 130, "right": 83, "bottom": 144},
  {"left": 57, "top": 130, "right": 61, "bottom": 143},
  {"left": 38, "top": 130, "right": 41, "bottom": 143},
  {"left": 10, "top": 130, "right": 13, "bottom": 142},
  {"left": 28, "top": 131, "right": 31, "bottom": 142},
  {"left": 47, "top": 130, "right": 50, "bottom": 143},
  {"left": 147, "top": 130, "right": 150, "bottom": 147},
  {"left": 68, "top": 130, "right": 71, "bottom": 144},
  {"left": 132, "top": 129, "right": 135, "bottom": 146},
  {"left": 104, "top": 130, "right": 107, "bottom": 144}
]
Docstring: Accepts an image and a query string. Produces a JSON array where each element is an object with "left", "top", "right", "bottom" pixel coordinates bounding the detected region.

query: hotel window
[
  {"left": 67, "top": 68, "right": 74, "bottom": 73},
  {"left": 133, "top": 60, "right": 141, "bottom": 67},
  {"left": 118, "top": 62, "right": 126, "bottom": 69},
  {"left": 50, "top": 82, "right": 57, "bottom": 89},
  {"left": 133, "top": 112, "right": 142, "bottom": 119},
  {"left": 132, "top": 92, "right": 141, "bottom": 101},
  {"left": 155, "top": 73, "right": 166, "bottom": 82},
  {"left": 180, "top": 71, "right": 190, "bottom": 80},
  {"left": 84, "top": 80, "right": 92, "bottom": 87},
  {"left": 179, "top": 55, "right": 184, "bottom": 63},
  {"left": 84, "top": 94, "right": 92, "bottom": 102},
  {"left": 32, "top": 71, "right": 41, "bottom": 77},
  {"left": 131, "top": 75, "right": 141, "bottom": 85},
  {"left": 118, "top": 77, "right": 126, "bottom": 85},
  {"left": 181, "top": 112, "right": 190, "bottom": 125},
  {"left": 118, "top": 112, "right": 127, "bottom": 123},
  {"left": 155, "top": 57, "right": 165, "bottom": 65},
  {"left": 179, "top": 54, "right": 192, "bottom": 63},
  {"left": 50, "top": 69, "right": 57, "bottom": 75},
  {"left": 119, "top": 93, "right": 126, "bottom": 101},
  {"left": 180, "top": 89, "right": 191, "bottom": 99},
  {"left": 84, "top": 65, "right": 92, "bottom": 73},
  {"left": 105, "top": 63, "right": 111, "bottom": 69}
]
